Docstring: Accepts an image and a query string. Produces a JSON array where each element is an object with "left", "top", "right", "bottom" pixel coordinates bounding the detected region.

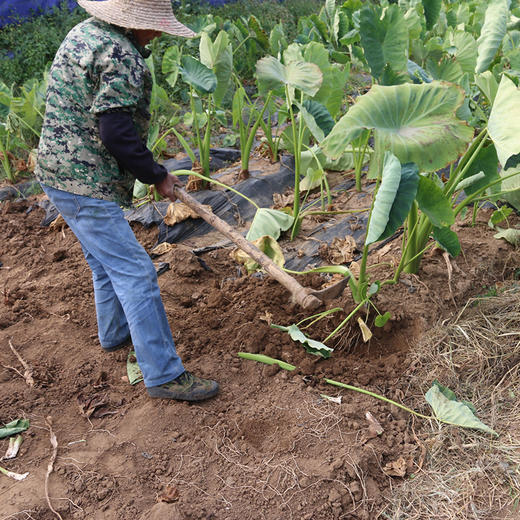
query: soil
[{"left": 1, "top": 169, "right": 519, "bottom": 520}]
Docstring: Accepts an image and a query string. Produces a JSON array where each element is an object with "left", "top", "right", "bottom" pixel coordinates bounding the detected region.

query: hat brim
[{"left": 77, "top": 0, "right": 196, "bottom": 38}]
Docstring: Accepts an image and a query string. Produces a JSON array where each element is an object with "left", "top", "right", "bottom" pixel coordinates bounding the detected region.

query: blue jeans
[{"left": 41, "top": 184, "right": 185, "bottom": 387}]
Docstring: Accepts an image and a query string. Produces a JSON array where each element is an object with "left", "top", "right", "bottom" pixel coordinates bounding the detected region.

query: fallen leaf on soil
[
  {"left": 158, "top": 484, "right": 180, "bottom": 503},
  {"left": 357, "top": 317, "right": 373, "bottom": 342},
  {"left": 272, "top": 192, "right": 294, "bottom": 209},
  {"left": 164, "top": 202, "right": 211, "bottom": 226},
  {"left": 329, "top": 236, "right": 357, "bottom": 264},
  {"left": 151, "top": 242, "right": 177, "bottom": 256},
  {"left": 383, "top": 457, "right": 407, "bottom": 477},
  {"left": 259, "top": 310, "right": 273, "bottom": 326},
  {"left": 49, "top": 214, "right": 66, "bottom": 230},
  {"left": 77, "top": 394, "right": 109, "bottom": 419},
  {"left": 365, "top": 412, "right": 384, "bottom": 436}
]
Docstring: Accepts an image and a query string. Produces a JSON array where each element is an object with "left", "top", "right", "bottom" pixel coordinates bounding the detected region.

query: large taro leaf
[
  {"left": 359, "top": 4, "right": 408, "bottom": 80},
  {"left": 246, "top": 208, "right": 294, "bottom": 242},
  {"left": 271, "top": 324, "right": 333, "bottom": 358},
  {"left": 433, "top": 226, "right": 461, "bottom": 257},
  {"left": 377, "top": 161, "right": 420, "bottom": 243},
  {"left": 301, "top": 100, "right": 335, "bottom": 141},
  {"left": 162, "top": 45, "right": 181, "bottom": 89},
  {"left": 303, "top": 42, "right": 349, "bottom": 118},
  {"left": 450, "top": 31, "right": 478, "bottom": 75},
  {"left": 422, "top": 0, "right": 442, "bottom": 30},
  {"left": 416, "top": 175, "right": 455, "bottom": 228},
  {"left": 475, "top": 71, "right": 499, "bottom": 105},
  {"left": 199, "top": 31, "right": 232, "bottom": 107},
  {"left": 322, "top": 82, "right": 473, "bottom": 172},
  {"left": 365, "top": 152, "right": 402, "bottom": 245},
  {"left": 256, "top": 56, "right": 323, "bottom": 97},
  {"left": 488, "top": 75, "right": 520, "bottom": 170},
  {"left": 425, "top": 382, "right": 497, "bottom": 436},
  {"left": 475, "top": 0, "right": 510, "bottom": 74},
  {"left": 179, "top": 56, "right": 217, "bottom": 94}
]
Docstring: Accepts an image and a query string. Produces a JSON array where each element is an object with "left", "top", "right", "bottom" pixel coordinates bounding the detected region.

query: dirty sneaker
[{"left": 147, "top": 371, "right": 219, "bottom": 401}]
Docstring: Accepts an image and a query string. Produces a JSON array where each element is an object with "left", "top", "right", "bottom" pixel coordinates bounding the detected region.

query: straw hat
[{"left": 77, "top": 0, "right": 196, "bottom": 38}]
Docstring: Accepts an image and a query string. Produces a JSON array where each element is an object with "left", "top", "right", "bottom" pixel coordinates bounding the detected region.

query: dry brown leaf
[
  {"left": 151, "top": 242, "right": 177, "bottom": 256},
  {"left": 272, "top": 192, "right": 294, "bottom": 209},
  {"left": 329, "top": 236, "right": 357, "bottom": 264},
  {"left": 49, "top": 214, "right": 66, "bottom": 230},
  {"left": 365, "top": 411, "right": 384, "bottom": 436},
  {"left": 164, "top": 202, "right": 211, "bottom": 226},
  {"left": 383, "top": 456, "right": 407, "bottom": 477},
  {"left": 158, "top": 484, "right": 180, "bottom": 503},
  {"left": 259, "top": 310, "right": 273, "bottom": 326},
  {"left": 357, "top": 317, "right": 373, "bottom": 342}
]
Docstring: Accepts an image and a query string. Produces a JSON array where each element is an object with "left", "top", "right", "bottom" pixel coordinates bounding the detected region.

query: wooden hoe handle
[{"left": 172, "top": 187, "right": 322, "bottom": 311}]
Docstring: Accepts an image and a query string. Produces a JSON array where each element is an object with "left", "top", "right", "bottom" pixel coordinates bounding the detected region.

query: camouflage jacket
[{"left": 35, "top": 18, "right": 152, "bottom": 206}]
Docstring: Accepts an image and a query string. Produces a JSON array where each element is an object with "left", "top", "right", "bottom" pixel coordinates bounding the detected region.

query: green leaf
[
  {"left": 0, "top": 419, "right": 30, "bottom": 439},
  {"left": 450, "top": 31, "right": 477, "bottom": 75},
  {"left": 269, "top": 23, "right": 288, "bottom": 56},
  {"left": 238, "top": 352, "right": 296, "bottom": 371},
  {"left": 322, "top": 82, "right": 473, "bottom": 172},
  {"left": 475, "top": 0, "right": 510, "bottom": 74},
  {"left": 458, "top": 144, "right": 500, "bottom": 197},
  {"left": 475, "top": 71, "right": 499, "bottom": 104},
  {"left": 494, "top": 227, "right": 520, "bottom": 246},
  {"left": 416, "top": 176, "right": 455, "bottom": 228},
  {"left": 256, "top": 56, "right": 323, "bottom": 97},
  {"left": 374, "top": 312, "right": 391, "bottom": 327},
  {"left": 162, "top": 45, "right": 181, "bottom": 89},
  {"left": 246, "top": 208, "right": 295, "bottom": 242},
  {"left": 359, "top": 4, "right": 408, "bottom": 80},
  {"left": 422, "top": 0, "right": 442, "bottom": 30},
  {"left": 380, "top": 162, "right": 420, "bottom": 242},
  {"left": 179, "top": 56, "right": 217, "bottom": 94},
  {"left": 433, "top": 226, "right": 461, "bottom": 256},
  {"left": 302, "top": 99, "right": 334, "bottom": 142},
  {"left": 425, "top": 383, "right": 497, "bottom": 436},
  {"left": 248, "top": 15, "right": 269, "bottom": 51},
  {"left": 127, "top": 350, "right": 144, "bottom": 385},
  {"left": 271, "top": 324, "right": 334, "bottom": 358},
  {"left": 366, "top": 152, "right": 402, "bottom": 245},
  {"left": 489, "top": 206, "right": 513, "bottom": 227},
  {"left": 199, "top": 31, "right": 233, "bottom": 107},
  {"left": 300, "top": 167, "right": 325, "bottom": 191},
  {"left": 133, "top": 179, "right": 148, "bottom": 199},
  {"left": 489, "top": 75, "right": 520, "bottom": 170}
]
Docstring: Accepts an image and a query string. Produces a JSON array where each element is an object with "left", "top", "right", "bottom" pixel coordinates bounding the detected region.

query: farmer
[{"left": 35, "top": 0, "right": 218, "bottom": 401}]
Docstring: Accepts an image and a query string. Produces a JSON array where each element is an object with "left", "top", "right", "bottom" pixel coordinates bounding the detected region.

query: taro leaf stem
[{"left": 324, "top": 378, "right": 464, "bottom": 428}]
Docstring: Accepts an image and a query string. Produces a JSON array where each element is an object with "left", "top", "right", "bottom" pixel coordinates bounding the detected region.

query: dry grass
[{"left": 385, "top": 284, "right": 520, "bottom": 520}]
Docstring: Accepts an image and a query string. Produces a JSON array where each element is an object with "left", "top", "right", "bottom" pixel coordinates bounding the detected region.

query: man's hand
[{"left": 155, "top": 173, "right": 183, "bottom": 202}]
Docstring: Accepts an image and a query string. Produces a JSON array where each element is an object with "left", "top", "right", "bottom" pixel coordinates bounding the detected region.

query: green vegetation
[{"left": 5, "top": 0, "right": 520, "bottom": 358}]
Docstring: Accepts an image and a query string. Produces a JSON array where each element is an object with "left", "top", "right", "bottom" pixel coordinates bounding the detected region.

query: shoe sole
[{"left": 147, "top": 383, "right": 219, "bottom": 401}]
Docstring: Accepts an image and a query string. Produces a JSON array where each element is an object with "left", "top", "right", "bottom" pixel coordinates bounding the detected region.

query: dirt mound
[{"left": 1, "top": 191, "right": 519, "bottom": 519}]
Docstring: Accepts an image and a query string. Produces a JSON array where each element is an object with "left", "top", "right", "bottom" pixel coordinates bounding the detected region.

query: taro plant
[
  {"left": 162, "top": 31, "right": 232, "bottom": 190},
  {"left": 232, "top": 86, "right": 273, "bottom": 179}
]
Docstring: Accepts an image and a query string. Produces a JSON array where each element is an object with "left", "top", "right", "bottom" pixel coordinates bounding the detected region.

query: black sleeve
[{"left": 98, "top": 110, "right": 167, "bottom": 185}]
